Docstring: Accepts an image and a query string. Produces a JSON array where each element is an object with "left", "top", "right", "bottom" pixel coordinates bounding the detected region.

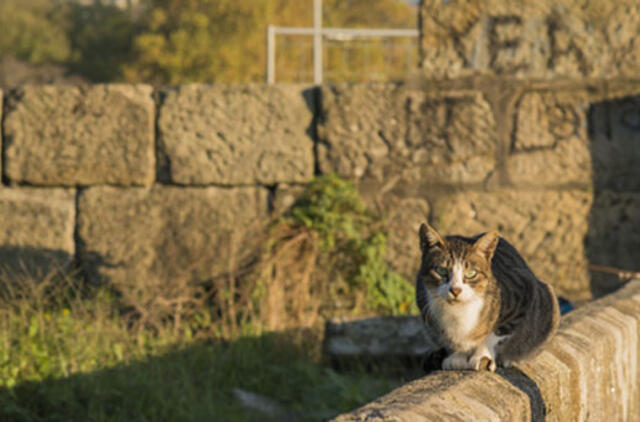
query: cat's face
[{"left": 419, "top": 223, "right": 499, "bottom": 304}]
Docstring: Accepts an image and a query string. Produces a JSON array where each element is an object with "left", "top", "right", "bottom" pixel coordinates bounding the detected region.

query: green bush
[
  {"left": 285, "top": 174, "right": 415, "bottom": 316},
  {"left": 0, "top": 0, "right": 71, "bottom": 64}
]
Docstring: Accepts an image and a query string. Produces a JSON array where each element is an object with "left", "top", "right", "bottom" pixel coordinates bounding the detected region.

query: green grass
[
  {"left": 0, "top": 279, "right": 404, "bottom": 421},
  {"left": 0, "top": 174, "right": 417, "bottom": 420},
  {"left": 1, "top": 331, "right": 400, "bottom": 421}
]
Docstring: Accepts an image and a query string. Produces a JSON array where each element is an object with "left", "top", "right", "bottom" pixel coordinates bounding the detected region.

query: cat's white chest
[{"left": 438, "top": 297, "right": 484, "bottom": 351}]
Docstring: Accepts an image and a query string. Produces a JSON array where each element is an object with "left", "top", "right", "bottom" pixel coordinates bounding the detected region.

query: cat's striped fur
[{"left": 416, "top": 223, "right": 560, "bottom": 371}]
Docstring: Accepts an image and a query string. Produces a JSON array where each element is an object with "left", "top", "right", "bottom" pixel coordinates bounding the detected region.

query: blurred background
[{"left": 0, "top": 0, "right": 419, "bottom": 87}]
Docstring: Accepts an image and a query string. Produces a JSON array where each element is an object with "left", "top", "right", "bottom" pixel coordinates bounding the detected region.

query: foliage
[
  {"left": 123, "top": 0, "right": 417, "bottom": 84},
  {"left": 123, "top": 0, "right": 269, "bottom": 84},
  {"left": 0, "top": 0, "right": 417, "bottom": 84},
  {"left": 291, "top": 174, "right": 414, "bottom": 315},
  {"left": 0, "top": 0, "right": 72, "bottom": 64},
  {"left": 254, "top": 174, "right": 415, "bottom": 326},
  {"left": 0, "top": 272, "right": 402, "bottom": 421},
  {"left": 355, "top": 233, "right": 416, "bottom": 315},
  {"left": 67, "top": 3, "right": 137, "bottom": 82},
  {"left": 290, "top": 173, "right": 370, "bottom": 249}
]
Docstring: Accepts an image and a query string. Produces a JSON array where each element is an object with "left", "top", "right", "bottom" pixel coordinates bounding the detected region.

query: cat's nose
[{"left": 449, "top": 286, "right": 462, "bottom": 297}]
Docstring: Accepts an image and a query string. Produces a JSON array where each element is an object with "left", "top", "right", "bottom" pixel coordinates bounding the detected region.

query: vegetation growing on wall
[
  {"left": 213, "top": 174, "right": 415, "bottom": 335},
  {"left": 253, "top": 174, "right": 414, "bottom": 332},
  {"left": 0, "top": 174, "right": 414, "bottom": 420}
]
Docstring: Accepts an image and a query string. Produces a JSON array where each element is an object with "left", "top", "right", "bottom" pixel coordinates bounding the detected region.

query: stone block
[
  {"left": 431, "top": 189, "right": 593, "bottom": 301},
  {"left": 518, "top": 351, "right": 573, "bottom": 421},
  {"left": 589, "top": 91, "right": 640, "bottom": 191},
  {"left": 3, "top": 85, "right": 155, "bottom": 186},
  {"left": 331, "top": 281, "right": 640, "bottom": 422},
  {"left": 318, "top": 84, "right": 498, "bottom": 186},
  {"left": 77, "top": 186, "right": 268, "bottom": 292},
  {"left": 586, "top": 192, "right": 640, "bottom": 296},
  {"left": 420, "top": 0, "right": 640, "bottom": 79},
  {"left": 506, "top": 90, "right": 592, "bottom": 187},
  {"left": 0, "top": 188, "right": 75, "bottom": 277},
  {"left": 324, "top": 316, "right": 438, "bottom": 363},
  {"left": 383, "top": 196, "right": 430, "bottom": 278},
  {"left": 331, "top": 372, "right": 529, "bottom": 421},
  {"left": 507, "top": 88, "right": 640, "bottom": 190},
  {"left": 271, "top": 184, "right": 305, "bottom": 216},
  {"left": 158, "top": 84, "right": 315, "bottom": 185}
]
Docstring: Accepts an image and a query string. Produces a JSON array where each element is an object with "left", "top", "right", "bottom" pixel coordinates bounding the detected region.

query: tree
[
  {"left": 0, "top": 0, "right": 71, "bottom": 64},
  {"left": 123, "top": 0, "right": 416, "bottom": 84},
  {"left": 67, "top": 2, "right": 137, "bottom": 82},
  {"left": 123, "top": 0, "right": 270, "bottom": 84}
]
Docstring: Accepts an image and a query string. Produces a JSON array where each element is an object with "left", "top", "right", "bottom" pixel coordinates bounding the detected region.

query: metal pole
[
  {"left": 267, "top": 25, "right": 276, "bottom": 84},
  {"left": 313, "top": 0, "right": 323, "bottom": 84}
]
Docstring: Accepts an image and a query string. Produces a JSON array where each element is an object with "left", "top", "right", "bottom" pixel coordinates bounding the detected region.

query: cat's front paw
[
  {"left": 469, "top": 353, "right": 496, "bottom": 372},
  {"left": 442, "top": 352, "right": 470, "bottom": 370}
]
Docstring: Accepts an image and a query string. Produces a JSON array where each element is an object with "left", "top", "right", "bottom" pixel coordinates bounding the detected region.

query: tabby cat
[{"left": 415, "top": 223, "right": 560, "bottom": 371}]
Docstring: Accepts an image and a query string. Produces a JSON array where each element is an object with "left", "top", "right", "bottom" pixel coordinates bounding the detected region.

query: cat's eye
[
  {"left": 464, "top": 269, "right": 478, "bottom": 279},
  {"left": 434, "top": 267, "right": 448, "bottom": 277}
]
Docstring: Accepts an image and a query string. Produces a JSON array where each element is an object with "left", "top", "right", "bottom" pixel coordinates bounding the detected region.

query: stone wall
[
  {"left": 329, "top": 1, "right": 640, "bottom": 419},
  {"left": 332, "top": 279, "right": 640, "bottom": 422},
  {"left": 319, "top": 79, "right": 640, "bottom": 302},
  {"left": 1, "top": 78, "right": 640, "bottom": 302},
  {"left": 0, "top": 84, "right": 311, "bottom": 292}
]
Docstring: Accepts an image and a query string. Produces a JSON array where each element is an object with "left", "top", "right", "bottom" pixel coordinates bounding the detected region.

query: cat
[{"left": 415, "top": 223, "right": 560, "bottom": 372}]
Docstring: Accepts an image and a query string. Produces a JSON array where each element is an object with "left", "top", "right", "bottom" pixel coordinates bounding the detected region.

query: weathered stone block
[
  {"left": 271, "top": 184, "right": 305, "bottom": 216},
  {"left": 507, "top": 88, "right": 640, "bottom": 190},
  {"left": 77, "top": 186, "right": 268, "bottom": 290},
  {"left": 331, "top": 281, "right": 640, "bottom": 422},
  {"left": 506, "top": 90, "right": 592, "bottom": 187},
  {"left": 431, "top": 190, "right": 593, "bottom": 301},
  {"left": 518, "top": 350, "right": 574, "bottom": 421},
  {"left": 158, "top": 84, "right": 315, "bottom": 185},
  {"left": 331, "top": 371, "right": 530, "bottom": 421},
  {"left": 384, "top": 196, "right": 430, "bottom": 278},
  {"left": 4, "top": 85, "right": 155, "bottom": 186},
  {"left": 586, "top": 191, "right": 640, "bottom": 296},
  {"left": 324, "top": 316, "right": 438, "bottom": 362},
  {"left": 420, "top": 0, "right": 640, "bottom": 79},
  {"left": 0, "top": 188, "right": 75, "bottom": 277},
  {"left": 589, "top": 92, "right": 640, "bottom": 191},
  {"left": 318, "top": 84, "right": 498, "bottom": 186}
]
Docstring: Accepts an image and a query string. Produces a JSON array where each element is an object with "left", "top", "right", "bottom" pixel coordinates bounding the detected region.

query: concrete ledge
[{"left": 331, "top": 280, "right": 640, "bottom": 421}]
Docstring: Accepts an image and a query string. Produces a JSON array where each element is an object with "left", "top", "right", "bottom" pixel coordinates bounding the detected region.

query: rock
[
  {"left": 318, "top": 84, "right": 498, "bottom": 186},
  {"left": 420, "top": 0, "right": 640, "bottom": 79},
  {"left": 0, "top": 188, "right": 75, "bottom": 277},
  {"left": 158, "top": 84, "right": 315, "bottom": 185},
  {"left": 431, "top": 189, "right": 593, "bottom": 302},
  {"left": 324, "top": 316, "right": 438, "bottom": 367},
  {"left": 506, "top": 90, "right": 592, "bottom": 187},
  {"left": 586, "top": 192, "right": 640, "bottom": 297},
  {"left": 77, "top": 186, "right": 269, "bottom": 295},
  {"left": 506, "top": 88, "right": 640, "bottom": 190},
  {"left": 4, "top": 85, "right": 155, "bottom": 186},
  {"left": 383, "top": 196, "right": 430, "bottom": 278},
  {"left": 589, "top": 92, "right": 640, "bottom": 192}
]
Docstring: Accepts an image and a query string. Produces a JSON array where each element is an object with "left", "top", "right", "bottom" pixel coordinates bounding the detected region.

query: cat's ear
[
  {"left": 473, "top": 231, "right": 499, "bottom": 261},
  {"left": 419, "top": 223, "right": 445, "bottom": 252}
]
